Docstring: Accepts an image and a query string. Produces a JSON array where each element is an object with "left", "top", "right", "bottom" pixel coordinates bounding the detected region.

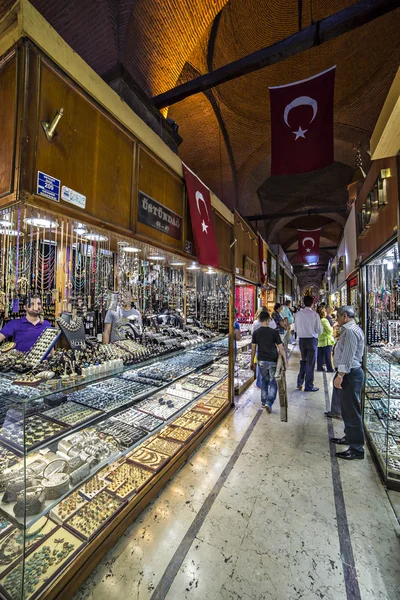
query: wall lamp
[{"left": 41, "top": 108, "right": 64, "bottom": 142}]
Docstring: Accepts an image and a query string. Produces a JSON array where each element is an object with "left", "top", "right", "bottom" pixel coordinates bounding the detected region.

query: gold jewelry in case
[
  {"left": 78, "top": 474, "right": 108, "bottom": 500},
  {"left": 145, "top": 437, "right": 183, "bottom": 456},
  {"left": 105, "top": 461, "right": 153, "bottom": 499},
  {"left": 171, "top": 416, "right": 203, "bottom": 432},
  {"left": 127, "top": 447, "right": 170, "bottom": 472},
  {"left": 182, "top": 411, "right": 210, "bottom": 424},
  {"left": 204, "top": 396, "right": 227, "bottom": 408},
  {"left": 66, "top": 490, "right": 123, "bottom": 540},
  {"left": 50, "top": 491, "right": 88, "bottom": 523},
  {"left": 159, "top": 426, "right": 194, "bottom": 443}
]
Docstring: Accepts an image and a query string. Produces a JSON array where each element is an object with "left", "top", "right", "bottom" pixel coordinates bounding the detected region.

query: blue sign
[{"left": 37, "top": 171, "right": 60, "bottom": 202}]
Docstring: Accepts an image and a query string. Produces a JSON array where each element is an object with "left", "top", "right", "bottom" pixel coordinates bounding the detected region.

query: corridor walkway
[{"left": 74, "top": 348, "right": 400, "bottom": 600}]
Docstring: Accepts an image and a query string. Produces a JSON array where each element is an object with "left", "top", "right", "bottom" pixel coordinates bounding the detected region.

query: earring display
[
  {"left": 50, "top": 491, "right": 88, "bottom": 523},
  {"left": 144, "top": 436, "right": 183, "bottom": 457},
  {"left": 104, "top": 461, "right": 153, "bottom": 498},
  {"left": 204, "top": 396, "right": 227, "bottom": 409},
  {"left": 0, "top": 415, "right": 69, "bottom": 452},
  {"left": 182, "top": 410, "right": 211, "bottom": 424},
  {"left": 159, "top": 425, "right": 195, "bottom": 444},
  {"left": 0, "top": 443, "right": 20, "bottom": 471},
  {"left": 171, "top": 415, "right": 204, "bottom": 433},
  {"left": 126, "top": 446, "right": 170, "bottom": 472},
  {"left": 43, "top": 401, "right": 103, "bottom": 427},
  {"left": 65, "top": 490, "right": 124, "bottom": 540},
  {"left": 0, "top": 528, "right": 84, "bottom": 600},
  {"left": 78, "top": 474, "right": 108, "bottom": 500}
]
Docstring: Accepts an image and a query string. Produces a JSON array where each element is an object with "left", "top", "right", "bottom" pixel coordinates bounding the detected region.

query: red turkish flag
[
  {"left": 298, "top": 229, "right": 321, "bottom": 265},
  {"left": 183, "top": 165, "right": 219, "bottom": 268},
  {"left": 269, "top": 66, "right": 335, "bottom": 175}
]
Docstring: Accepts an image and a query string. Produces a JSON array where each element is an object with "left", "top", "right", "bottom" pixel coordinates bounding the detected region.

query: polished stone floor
[{"left": 74, "top": 348, "right": 400, "bottom": 600}]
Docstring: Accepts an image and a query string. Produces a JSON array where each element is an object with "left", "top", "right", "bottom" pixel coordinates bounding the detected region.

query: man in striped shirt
[{"left": 330, "top": 306, "right": 365, "bottom": 460}]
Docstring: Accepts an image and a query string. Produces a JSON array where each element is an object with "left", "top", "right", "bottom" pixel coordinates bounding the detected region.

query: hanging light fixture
[
  {"left": 83, "top": 233, "right": 108, "bottom": 242},
  {"left": 24, "top": 217, "right": 59, "bottom": 228},
  {"left": 123, "top": 246, "right": 141, "bottom": 253}
]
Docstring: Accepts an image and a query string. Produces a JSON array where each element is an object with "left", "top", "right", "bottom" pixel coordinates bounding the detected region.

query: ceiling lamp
[
  {"left": 74, "top": 223, "right": 88, "bottom": 235},
  {"left": 24, "top": 217, "right": 59, "bottom": 228},
  {"left": 123, "top": 246, "right": 141, "bottom": 253},
  {"left": 0, "top": 229, "right": 23, "bottom": 236},
  {"left": 83, "top": 233, "right": 108, "bottom": 242},
  {"left": 187, "top": 263, "right": 200, "bottom": 270},
  {"left": 0, "top": 216, "right": 13, "bottom": 228},
  {"left": 148, "top": 255, "right": 165, "bottom": 260},
  {"left": 170, "top": 261, "right": 186, "bottom": 267}
]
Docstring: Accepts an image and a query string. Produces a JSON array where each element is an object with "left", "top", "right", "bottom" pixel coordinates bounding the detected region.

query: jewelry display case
[
  {"left": 234, "top": 329, "right": 254, "bottom": 396},
  {"left": 365, "top": 348, "right": 400, "bottom": 490},
  {"left": 363, "top": 241, "right": 400, "bottom": 492},
  {"left": 0, "top": 337, "right": 230, "bottom": 600}
]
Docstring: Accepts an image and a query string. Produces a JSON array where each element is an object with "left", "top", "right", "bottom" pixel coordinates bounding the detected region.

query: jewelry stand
[{"left": 57, "top": 313, "right": 86, "bottom": 350}]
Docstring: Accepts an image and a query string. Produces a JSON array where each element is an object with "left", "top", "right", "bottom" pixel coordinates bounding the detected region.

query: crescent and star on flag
[
  {"left": 195, "top": 191, "right": 209, "bottom": 234},
  {"left": 302, "top": 237, "right": 316, "bottom": 253},
  {"left": 283, "top": 95, "right": 318, "bottom": 141}
]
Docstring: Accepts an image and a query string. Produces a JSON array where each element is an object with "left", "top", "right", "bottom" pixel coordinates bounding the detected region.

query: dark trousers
[
  {"left": 297, "top": 337, "right": 318, "bottom": 390},
  {"left": 339, "top": 368, "right": 365, "bottom": 451},
  {"left": 317, "top": 346, "right": 334, "bottom": 372}
]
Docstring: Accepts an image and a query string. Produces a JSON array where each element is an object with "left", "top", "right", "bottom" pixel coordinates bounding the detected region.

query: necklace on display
[{"left": 57, "top": 315, "right": 83, "bottom": 332}]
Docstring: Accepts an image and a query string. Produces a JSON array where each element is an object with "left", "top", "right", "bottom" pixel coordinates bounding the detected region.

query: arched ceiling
[{"left": 24, "top": 0, "right": 400, "bottom": 288}]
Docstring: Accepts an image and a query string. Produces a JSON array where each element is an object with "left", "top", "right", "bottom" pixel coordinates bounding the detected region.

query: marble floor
[{"left": 74, "top": 348, "right": 400, "bottom": 600}]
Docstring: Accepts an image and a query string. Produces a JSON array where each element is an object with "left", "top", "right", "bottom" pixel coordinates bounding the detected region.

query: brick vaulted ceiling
[{"left": 22, "top": 0, "right": 400, "bottom": 287}]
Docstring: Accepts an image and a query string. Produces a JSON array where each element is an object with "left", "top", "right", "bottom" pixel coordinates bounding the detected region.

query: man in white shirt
[{"left": 294, "top": 296, "right": 323, "bottom": 392}]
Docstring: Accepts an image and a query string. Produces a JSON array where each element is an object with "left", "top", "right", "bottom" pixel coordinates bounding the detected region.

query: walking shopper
[
  {"left": 252, "top": 306, "right": 277, "bottom": 333},
  {"left": 326, "top": 306, "right": 335, "bottom": 327},
  {"left": 251, "top": 309, "right": 287, "bottom": 413},
  {"left": 272, "top": 303, "right": 288, "bottom": 338},
  {"left": 281, "top": 300, "right": 294, "bottom": 351},
  {"left": 294, "top": 296, "right": 323, "bottom": 392},
  {"left": 317, "top": 308, "right": 334, "bottom": 372},
  {"left": 252, "top": 306, "right": 276, "bottom": 389},
  {"left": 330, "top": 306, "right": 365, "bottom": 460}
]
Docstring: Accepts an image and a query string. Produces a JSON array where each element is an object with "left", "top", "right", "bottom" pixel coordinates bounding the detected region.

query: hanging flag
[
  {"left": 269, "top": 66, "right": 336, "bottom": 175},
  {"left": 259, "top": 235, "right": 268, "bottom": 285},
  {"left": 298, "top": 229, "right": 321, "bottom": 265},
  {"left": 183, "top": 164, "right": 219, "bottom": 268}
]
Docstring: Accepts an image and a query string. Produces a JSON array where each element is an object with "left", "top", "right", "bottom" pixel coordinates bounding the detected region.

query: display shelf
[
  {"left": 0, "top": 378, "right": 231, "bottom": 600},
  {"left": 0, "top": 346, "right": 229, "bottom": 530}
]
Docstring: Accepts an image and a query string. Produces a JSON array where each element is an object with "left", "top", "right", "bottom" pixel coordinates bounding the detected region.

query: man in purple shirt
[{"left": 0, "top": 298, "right": 51, "bottom": 352}]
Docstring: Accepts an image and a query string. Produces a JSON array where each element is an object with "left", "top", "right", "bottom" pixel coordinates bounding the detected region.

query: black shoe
[
  {"left": 297, "top": 385, "right": 303, "bottom": 390},
  {"left": 324, "top": 411, "right": 342, "bottom": 419},
  {"left": 336, "top": 448, "right": 364, "bottom": 460},
  {"left": 330, "top": 436, "right": 348, "bottom": 445},
  {"left": 305, "top": 387, "right": 319, "bottom": 392}
]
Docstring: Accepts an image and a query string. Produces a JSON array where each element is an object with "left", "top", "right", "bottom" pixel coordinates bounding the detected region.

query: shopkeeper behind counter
[
  {"left": 102, "top": 293, "right": 142, "bottom": 344},
  {"left": 0, "top": 297, "right": 51, "bottom": 352}
]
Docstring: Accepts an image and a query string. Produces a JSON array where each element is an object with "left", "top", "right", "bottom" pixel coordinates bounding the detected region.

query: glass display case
[
  {"left": 234, "top": 326, "right": 254, "bottom": 395},
  {"left": 0, "top": 337, "right": 230, "bottom": 600},
  {"left": 363, "top": 241, "right": 400, "bottom": 491},
  {"left": 365, "top": 347, "right": 400, "bottom": 490}
]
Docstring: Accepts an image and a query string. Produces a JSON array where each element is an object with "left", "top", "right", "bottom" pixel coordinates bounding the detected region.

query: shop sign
[
  {"left": 37, "top": 171, "right": 60, "bottom": 202},
  {"left": 357, "top": 174, "right": 388, "bottom": 238},
  {"left": 349, "top": 275, "right": 358, "bottom": 288},
  {"left": 138, "top": 191, "right": 182, "bottom": 240},
  {"left": 244, "top": 256, "right": 257, "bottom": 282},
  {"left": 61, "top": 186, "right": 86, "bottom": 209}
]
